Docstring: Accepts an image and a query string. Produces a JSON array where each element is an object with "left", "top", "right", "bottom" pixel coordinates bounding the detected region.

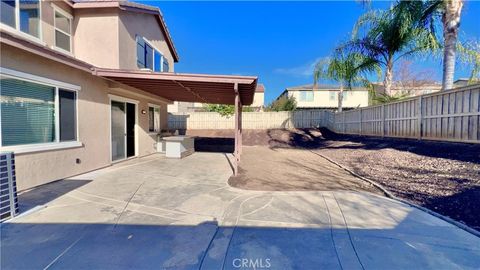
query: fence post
[
  {"left": 381, "top": 104, "right": 386, "bottom": 137},
  {"left": 417, "top": 96, "right": 423, "bottom": 139},
  {"left": 359, "top": 109, "right": 363, "bottom": 135}
]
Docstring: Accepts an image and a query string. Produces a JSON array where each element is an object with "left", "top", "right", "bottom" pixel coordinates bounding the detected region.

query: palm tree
[
  {"left": 457, "top": 40, "right": 480, "bottom": 83},
  {"left": 359, "top": 0, "right": 464, "bottom": 90},
  {"left": 440, "top": 0, "right": 464, "bottom": 90},
  {"left": 313, "top": 52, "right": 380, "bottom": 112},
  {"left": 404, "top": 0, "right": 464, "bottom": 90},
  {"left": 343, "top": 5, "right": 440, "bottom": 96}
]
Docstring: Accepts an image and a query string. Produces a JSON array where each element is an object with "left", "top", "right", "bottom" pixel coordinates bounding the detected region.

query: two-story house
[
  {"left": 0, "top": 0, "right": 257, "bottom": 190},
  {"left": 277, "top": 84, "right": 370, "bottom": 110}
]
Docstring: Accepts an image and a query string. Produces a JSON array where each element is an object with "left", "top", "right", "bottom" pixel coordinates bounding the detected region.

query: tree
[
  {"left": 265, "top": 95, "right": 297, "bottom": 112},
  {"left": 393, "top": 60, "right": 438, "bottom": 94},
  {"left": 203, "top": 104, "right": 254, "bottom": 117},
  {"left": 393, "top": 0, "right": 464, "bottom": 90},
  {"left": 440, "top": 0, "right": 464, "bottom": 90},
  {"left": 344, "top": 4, "right": 440, "bottom": 96},
  {"left": 370, "top": 90, "right": 409, "bottom": 105},
  {"left": 457, "top": 40, "right": 480, "bottom": 83},
  {"left": 313, "top": 52, "right": 380, "bottom": 112}
]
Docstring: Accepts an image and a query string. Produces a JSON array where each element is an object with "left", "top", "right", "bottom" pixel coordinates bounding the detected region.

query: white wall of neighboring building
[
  {"left": 168, "top": 93, "right": 264, "bottom": 113},
  {"left": 287, "top": 90, "right": 369, "bottom": 108},
  {"left": 251, "top": 92, "right": 264, "bottom": 107}
]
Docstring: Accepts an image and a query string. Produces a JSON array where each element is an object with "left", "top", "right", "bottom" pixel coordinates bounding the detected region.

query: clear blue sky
[{"left": 148, "top": 1, "right": 480, "bottom": 104}]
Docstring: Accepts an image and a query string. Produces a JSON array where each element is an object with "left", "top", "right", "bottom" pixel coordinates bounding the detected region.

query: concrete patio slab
[{"left": 1, "top": 152, "right": 479, "bottom": 270}]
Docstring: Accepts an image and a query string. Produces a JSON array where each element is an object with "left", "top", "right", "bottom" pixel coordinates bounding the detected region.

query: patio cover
[
  {"left": 93, "top": 68, "right": 257, "bottom": 175},
  {"left": 92, "top": 68, "right": 257, "bottom": 105}
]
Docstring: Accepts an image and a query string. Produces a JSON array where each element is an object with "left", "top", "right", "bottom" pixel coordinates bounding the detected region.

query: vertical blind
[{"left": 1, "top": 77, "right": 55, "bottom": 146}]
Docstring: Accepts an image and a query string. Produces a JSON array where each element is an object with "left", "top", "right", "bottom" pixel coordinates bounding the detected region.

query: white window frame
[
  {"left": 0, "top": 0, "right": 44, "bottom": 45},
  {"left": 147, "top": 103, "right": 161, "bottom": 134},
  {"left": 52, "top": 4, "right": 73, "bottom": 54},
  {"left": 138, "top": 36, "right": 165, "bottom": 72},
  {"left": 0, "top": 67, "right": 81, "bottom": 154}
]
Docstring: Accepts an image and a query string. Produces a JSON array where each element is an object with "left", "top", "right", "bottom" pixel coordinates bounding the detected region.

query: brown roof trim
[
  {"left": 93, "top": 68, "right": 257, "bottom": 84},
  {"left": 72, "top": 1, "right": 179, "bottom": 62},
  {"left": 0, "top": 30, "right": 93, "bottom": 73}
]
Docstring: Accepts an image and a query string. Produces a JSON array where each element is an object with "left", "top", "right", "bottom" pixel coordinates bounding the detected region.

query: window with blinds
[{"left": 0, "top": 76, "right": 77, "bottom": 147}]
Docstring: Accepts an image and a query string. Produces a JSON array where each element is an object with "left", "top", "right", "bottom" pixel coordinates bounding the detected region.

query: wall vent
[{"left": 0, "top": 152, "right": 19, "bottom": 222}]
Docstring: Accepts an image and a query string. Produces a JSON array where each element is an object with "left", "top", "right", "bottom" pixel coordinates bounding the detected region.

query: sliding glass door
[{"left": 111, "top": 101, "right": 126, "bottom": 161}]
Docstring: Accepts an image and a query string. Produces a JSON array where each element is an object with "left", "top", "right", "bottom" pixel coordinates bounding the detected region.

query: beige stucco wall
[
  {"left": 118, "top": 11, "right": 174, "bottom": 71},
  {"left": 72, "top": 7, "right": 175, "bottom": 71},
  {"left": 288, "top": 90, "right": 369, "bottom": 108},
  {"left": 73, "top": 8, "right": 121, "bottom": 68},
  {"left": 1, "top": 44, "right": 169, "bottom": 191}
]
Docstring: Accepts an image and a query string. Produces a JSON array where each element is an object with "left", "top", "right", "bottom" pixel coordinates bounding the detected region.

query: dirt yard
[
  {"left": 188, "top": 128, "right": 480, "bottom": 231},
  {"left": 228, "top": 146, "right": 382, "bottom": 194}
]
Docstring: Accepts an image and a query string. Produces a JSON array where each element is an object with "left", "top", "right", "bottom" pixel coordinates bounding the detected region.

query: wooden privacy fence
[
  {"left": 168, "top": 110, "right": 331, "bottom": 130},
  {"left": 327, "top": 84, "right": 480, "bottom": 143}
]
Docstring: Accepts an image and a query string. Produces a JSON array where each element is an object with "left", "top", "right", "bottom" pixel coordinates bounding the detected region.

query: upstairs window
[
  {"left": 1, "top": 0, "right": 40, "bottom": 38},
  {"left": 299, "top": 91, "right": 314, "bottom": 102},
  {"left": 136, "top": 36, "right": 167, "bottom": 72},
  {"left": 163, "top": 58, "right": 169, "bottom": 72},
  {"left": 54, "top": 7, "right": 72, "bottom": 52},
  {"left": 154, "top": 50, "right": 162, "bottom": 72},
  {"left": 137, "top": 36, "right": 154, "bottom": 70}
]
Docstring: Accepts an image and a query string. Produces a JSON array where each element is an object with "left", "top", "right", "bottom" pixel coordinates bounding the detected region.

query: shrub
[{"left": 265, "top": 95, "right": 297, "bottom": 111}]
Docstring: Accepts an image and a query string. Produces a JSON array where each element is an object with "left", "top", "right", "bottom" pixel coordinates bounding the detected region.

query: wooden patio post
[{"left": 234, "top": 83, "right": 241, "bottom": 175}]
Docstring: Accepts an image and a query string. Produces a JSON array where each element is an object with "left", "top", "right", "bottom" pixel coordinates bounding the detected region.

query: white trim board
[
  {"left": 0, "top": 67, "right": 81, "bottom": 90},
  {"left": 108, "top": 94, "right": 140, "bottom": 104}
]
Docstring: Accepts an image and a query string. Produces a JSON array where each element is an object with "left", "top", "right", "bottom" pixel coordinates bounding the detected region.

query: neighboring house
[
  {"left": 0, "top": 0, "right": 256, "bottom": 190},
  {"left": 168, "top": 83, "right": 265, "bottom": 112},
  {"left": 250, "top": 83, "right": 265, "bottom": 109},
  {"left": 277, "top": 84, "right": 370, "bottom": 109},
  {"left": 372, "top": 82, "right": 442, "bottom": 97},
  {"left": 453, "top": 78, "right": 480, "bottom": 88}
]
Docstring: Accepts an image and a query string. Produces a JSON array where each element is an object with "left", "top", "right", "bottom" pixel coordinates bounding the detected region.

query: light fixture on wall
[{"left": 141, "top": 109, "right": 147, "bottom": 115}]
